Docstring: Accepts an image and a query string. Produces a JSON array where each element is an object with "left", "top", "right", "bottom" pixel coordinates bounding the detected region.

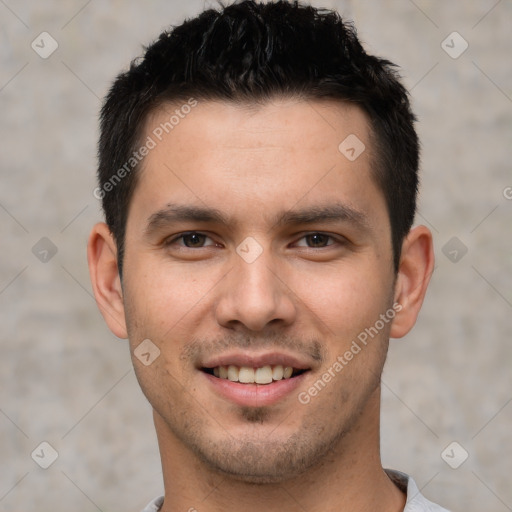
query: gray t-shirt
[{"left": 141, "top": 469, "right": 450, "bottom": 511}]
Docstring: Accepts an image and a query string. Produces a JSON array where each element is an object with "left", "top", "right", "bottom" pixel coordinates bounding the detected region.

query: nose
[{"left": 215, "top": 249, "right": 297, "bottom": 332}]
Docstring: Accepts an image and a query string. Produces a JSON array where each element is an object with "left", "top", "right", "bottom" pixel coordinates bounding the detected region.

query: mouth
[
  {"left": 199, "top": 352, "right": 313, "bottom": 407},
  {"left": 201, "top": 365, "right": 308, "bottom": 384}
]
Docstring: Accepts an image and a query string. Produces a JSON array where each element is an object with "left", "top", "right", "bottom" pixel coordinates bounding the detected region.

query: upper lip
[{"left": 200, "top": 351, "right": 313, "bottom": 370}]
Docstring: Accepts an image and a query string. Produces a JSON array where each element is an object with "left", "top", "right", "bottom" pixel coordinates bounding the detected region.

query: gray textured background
[{"left": 1, "top": 1, "right": 511, "bottom": 510}]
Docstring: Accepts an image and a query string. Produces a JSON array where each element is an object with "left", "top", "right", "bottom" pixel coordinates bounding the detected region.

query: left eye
[
  {"left": 295, "top": 233, "right": 335, "bottom": 248},
  {"left": 172, "top": 232, "right": 216, "bottom": 248}
]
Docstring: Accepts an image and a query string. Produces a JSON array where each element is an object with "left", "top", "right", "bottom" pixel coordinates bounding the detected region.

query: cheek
[
  {"left": 289, "top": 261, "right": 392, "bottom": 343},
  {"left": 122, "top": 259, "right": 222, "bottom": 347},
  {"left": 122, "top": 266, "right": 209, "bottom": 401}
]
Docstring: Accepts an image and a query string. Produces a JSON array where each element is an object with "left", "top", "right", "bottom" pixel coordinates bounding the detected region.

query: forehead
[
  {"left": 129, "top": 98, "right": 386, "bottom": 230},
  {"left": 144, "top": 97, "right": 370, "bottom": 163}
]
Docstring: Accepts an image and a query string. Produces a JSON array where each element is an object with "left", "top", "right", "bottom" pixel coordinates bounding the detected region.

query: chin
[{"left": 204, "top": 459, "right": 306, "bottom": 485}]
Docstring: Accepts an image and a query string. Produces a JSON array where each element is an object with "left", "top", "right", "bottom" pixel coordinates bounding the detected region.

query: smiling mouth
[{"left": 201, "top": 365, "right": 308, "bottom": 385}]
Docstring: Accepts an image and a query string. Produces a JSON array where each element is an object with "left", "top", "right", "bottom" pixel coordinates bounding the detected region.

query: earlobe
[
  {"left": 87, "top": 222, "right": 128, "bottom": 339},
  {"left": 390, "top": 225, "right": 435, "bottom": 339}
]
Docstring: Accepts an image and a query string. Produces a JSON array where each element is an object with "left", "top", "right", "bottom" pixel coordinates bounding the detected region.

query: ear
[
  {"left": 390, "top": 225, "right": 434, "bottom": 339},
  {"left": 87, "top": 222, "right": 128, "bottom": 339}
]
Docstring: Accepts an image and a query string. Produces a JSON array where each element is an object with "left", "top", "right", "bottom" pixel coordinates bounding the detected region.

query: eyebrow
[
  {"left": 145, "top": 202, "right": 371, "bottom": 235},
  {"left": 145, "top": 204, "right": 229, "bottom": 235},
  {"left": 270, "top": 203, "right": 370, "bottom": 231}
]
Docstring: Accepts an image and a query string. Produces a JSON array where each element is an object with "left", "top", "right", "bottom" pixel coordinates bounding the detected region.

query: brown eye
[
  {"left": 304, "top": 233, "right": 331, "bottom": 247},
  {"left": 181, "top": 233, "right": 208, "bottom": 247},
  {"left": 166, "top": 232, "right": 217, "bottom": 248},
  {"left": 295, "top": 233, "right": 335, "bottom": 248}
]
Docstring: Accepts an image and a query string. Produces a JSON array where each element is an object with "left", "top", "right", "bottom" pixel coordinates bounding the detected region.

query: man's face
[{"left": 121, "top": 99, "right": 397, "bottom": 482}]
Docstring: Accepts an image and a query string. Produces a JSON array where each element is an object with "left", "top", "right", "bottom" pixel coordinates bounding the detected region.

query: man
[{"left": 87, "top": 1, "right": 448, "bottom": 510}]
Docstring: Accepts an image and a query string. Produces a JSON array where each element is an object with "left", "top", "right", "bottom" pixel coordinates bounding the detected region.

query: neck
[{"left": 155, "top": 390, "right": 405, "bottom": 512}]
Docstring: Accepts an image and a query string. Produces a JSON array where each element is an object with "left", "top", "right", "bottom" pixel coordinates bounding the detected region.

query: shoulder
[
  {"left": 140, "top": 496, "right": 164, "bottom": 512},
  {"left": 140, "top": 473, "right": 451, "bottom": 512},
  {"left": 385, "top": 469, "right": 451, "bottom": 512}
]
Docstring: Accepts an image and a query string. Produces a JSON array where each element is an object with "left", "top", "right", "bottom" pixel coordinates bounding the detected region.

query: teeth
[
  {"left": 227, "top": 365, "right": 238, "bottom": 382},
  {"left": 283, "top": 366, "right": 293, "bottom": 379},
  {"left": 239, "top": 367, "right": 255, "bottom": 383},
  {"left": 210, "top": 364, "right": 299, "bottom": 384},
  {"left": 272, "top": 365, "right": 284, "bottom": 380},
  {"left": 255, "top": 366, "right": 273, "bottom": 384}
]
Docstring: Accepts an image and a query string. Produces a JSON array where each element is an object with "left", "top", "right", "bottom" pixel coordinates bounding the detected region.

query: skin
[{"left": 88, "top": 98, "right": 434, "bottom": 512}]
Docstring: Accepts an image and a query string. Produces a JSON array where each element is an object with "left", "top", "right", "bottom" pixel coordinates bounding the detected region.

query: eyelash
[
  {"left": 164, "top": 231, "right": 344, "bottom": 249},
  {"left": 165, "top": 232, "right": 219, "bottom": 249}
]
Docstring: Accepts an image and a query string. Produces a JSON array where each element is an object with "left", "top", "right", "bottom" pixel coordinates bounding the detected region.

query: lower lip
[{"left": 202, "top": 371, "right": 309, "bottom": 407}]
